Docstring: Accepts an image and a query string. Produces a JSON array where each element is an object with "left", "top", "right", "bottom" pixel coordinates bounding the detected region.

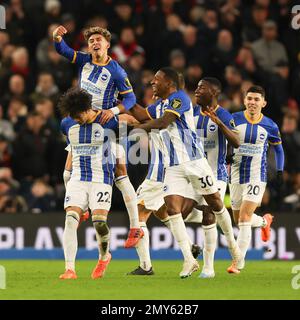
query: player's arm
[
  {"left": 203, "top": 109, "right": 240, "bottom": 148},
  {"left": 63, "top": 150, "right": 72, "bottom": 188},
  {"left": 100, "top": 69, "right": 136, "bottom": 124},
  {"left": 118, "top": 113, "right": 140, "bottom": 125},
  {"left": 53, "top": 25, "right": 88, "bottom": 65},
  {"left": 127, "top": 103, "right": 152, "bottom": 123},
  {"left": 134, "top": 111, "right": 177, "bottom": 132},
  {"left": 269, "top": 124, "right": 285, "bottom": 184}
]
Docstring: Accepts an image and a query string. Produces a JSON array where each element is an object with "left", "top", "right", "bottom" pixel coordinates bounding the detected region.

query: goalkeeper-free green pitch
[{"left": 0, "top": 260, "right": 299, "bottom": 300}]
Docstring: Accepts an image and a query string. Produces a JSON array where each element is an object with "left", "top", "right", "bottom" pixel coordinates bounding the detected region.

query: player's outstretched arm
[{"left": 134, "top": 111, "right": 177, "bottom": 132}]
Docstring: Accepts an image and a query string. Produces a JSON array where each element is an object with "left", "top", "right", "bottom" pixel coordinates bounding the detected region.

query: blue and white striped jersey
[
  {"left": 61, "top": 113, "right": 118, "bottom": 185},
  {"left": 55, "top": 40, "right": 136, "bottom": 110},
  {"left": 145, "top": 100, "right": 165, "bottom": 182},
  {"left": 230, "top": 111, "right": 282, "bottom": 184},
  {"left": 193, "top": 105, "right": 237, "bottom": 182},
  {"left": 147, "top": 90, "right": 205, "bottom": 167}
]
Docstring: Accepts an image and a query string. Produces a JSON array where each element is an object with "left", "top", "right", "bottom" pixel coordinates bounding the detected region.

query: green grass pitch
[{"left": 0, "top": 260, "right": 299, "bottom": 300}]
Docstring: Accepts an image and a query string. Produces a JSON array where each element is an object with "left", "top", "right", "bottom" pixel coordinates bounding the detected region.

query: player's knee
[
  {"left": 202, "top": 212, "right": 216, "bottom": 226},
  {"left": 65, "top": 211, "right": 80, "bottom": 226},
  {"left": 92, "top": 215, "right": 109, "bottom": 236},
  {"left": 182, "top": 199, "right": 196, "bottom": 217}
]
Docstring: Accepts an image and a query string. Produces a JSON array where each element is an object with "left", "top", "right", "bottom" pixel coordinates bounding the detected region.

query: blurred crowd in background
[{"left": 0, "top": 0, "right": 300, "bottom": 214}]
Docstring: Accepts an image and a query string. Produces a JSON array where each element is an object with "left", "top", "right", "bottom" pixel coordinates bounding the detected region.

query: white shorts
[
  {"left": 229, "top": 182, "right": 267, "bottom": 210},
  {"left": 163, "top": 158, "right": 218, "bottom": 198},
  {"left": 64, "top": 180, "right": 112, "bottom": 212},
  {"left": 137, "top": 179, "right": 164, "bottom": 211},
  {"left": 185, "top": 180, "right": 227, "bottom": 205}
]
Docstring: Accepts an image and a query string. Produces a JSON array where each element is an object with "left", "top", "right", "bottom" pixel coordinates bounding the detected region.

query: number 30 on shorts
[
  {"left": 198, "top": 175, "right": 214, "bottom": 188},
  {"left": 247, "top": 184, "right": 260, "bottom": 196},
  {"left": 97, "top": 191, "right": 111, "bottom": 203}
]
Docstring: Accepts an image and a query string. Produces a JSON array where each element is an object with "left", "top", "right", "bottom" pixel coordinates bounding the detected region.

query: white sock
[
  {"left": 115, "top": 176, "right": 139, "bottom": 228},
  {"left": 63, "top": 211, "right": 79, "bottom": 271},
  {"left": 213, "top": 206, "right": 236, "bottom": 248},
  {"left": 169, "top": 213, "right": 194, "bottom": 261},
  {"left": 162, "top": 217, "right": 192, "bottom": 247},
  {"left": 183, "top": 208, "right": 203, "bottom": 224},
  {"left": 161, "top": 217, "right": 171, "bottom": 229},
  {"left": 136, "top": 222, "right": 152, "bottom": 271},
  {"left": 202, "top": 223, "right": 217, "bottom": 274},
  {"left": 251, "top": 214, "right": 266, "bottom": 228},
  {"left": 213, "top": 206, "right": 240, "bottom": 260},
  {"left": 237, "top": 222, "right": 252, "bottom": 259}
]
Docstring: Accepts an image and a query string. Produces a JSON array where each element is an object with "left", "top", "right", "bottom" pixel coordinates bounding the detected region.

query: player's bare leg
[
  {"left": 115, "top": 160, "right": 143, "bottom": 248},
  {"left": 164, "top": 195, "right": 199, "bottom": 278},
  {"left": 60, "top": 206, "right": 84, "bottom": 279},
  {"left": 91, "top": 209, "right": 111, "bottom": 279}
]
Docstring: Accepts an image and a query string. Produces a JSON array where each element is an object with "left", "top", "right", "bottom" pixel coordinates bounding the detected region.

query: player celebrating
[
  {"left": 228, "top": 85, "right": 284, "bottom": 273},
  {"left": 134, "top": 67, "right": 242, "bottom": 278},
  {"left": 187, "top": 77, "right": 240, "bottom": 278},
  {"left": 53, "top": 25, "right": 142, "bottom": 246},
  {"left": 58, "top": 88, "right": 121, "bottom": 279}
]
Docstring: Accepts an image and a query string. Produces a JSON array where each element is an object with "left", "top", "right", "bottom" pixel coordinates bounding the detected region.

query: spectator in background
[
  {"left": 169, "top": 49, "right": 186, "bottom": 75},
  {"left": 242, "top": 4, "right": 268, "bottom": 43},
  {"left": 0, "top": 105, "right": 15, "bottom": 142},
  {"left": 124, "top": 51, "right": 145, "bottom": 101},
  {"left": 0, "top": 134, "right": 12, "bottom": 169},
  {"left": 34, "top": 98, "right": 60, "bottom": 132},
  {"left": 210, "top": 29, "right": 236, "bottom": 81},
  {"left": 25, "top": 179, "right": 57, "bottom": 214},
  {"left": 30, "top": 72, "right": 60, "bottom": 106},
  {"left": 184, "top": 62, "right": 203, "bottom": 95},
  {"left": 111, "top": 26, "right": 145, "bottom": 66},
  {"left": 224, "top": 65, "right": 243, "bottom": 112},
  {"left": 12, "top": 111, "right": 56, "bottom": 182},
  {"left": 7, "top": 97, "right": 28, "bottom": 132},
  {"left": 1, "top": 74, "right": 28, "bottom": 112}
]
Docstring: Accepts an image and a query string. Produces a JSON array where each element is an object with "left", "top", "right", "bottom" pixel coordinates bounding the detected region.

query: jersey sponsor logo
[
  {"left": 208, "top": 123, "right": 217, "bottom": 132},
  {"left": 204, "top": 140, "right": 216, "bottom": 149},
  {"left": 237, "top": 144, "right": 263, "bottom": 156},
  {"left": 171, "top": 98, "right": 182, "bottom": 110},
  {"left": 73, "top": 145, "right": 100, "bottom": 155},
  {"left": 125, "top": 77, "right": 132, "bottom": 88}
]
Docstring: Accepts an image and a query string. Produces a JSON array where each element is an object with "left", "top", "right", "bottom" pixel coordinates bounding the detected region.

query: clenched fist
[{"left": 53, "top": 25, "right": 67, "bottom": 42}]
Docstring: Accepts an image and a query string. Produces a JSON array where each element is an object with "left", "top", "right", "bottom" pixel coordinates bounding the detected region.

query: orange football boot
[
  {"left": 261, "top": 213, "right": 274, "bottom": 242},
  {"left": 91, "top": 253, "right": 112, "bottom": 279},
  {"left": 124, "top": 228, "right": 144, "bottom": 248},
  {"left": 59, "top": 269, "right": 77, "bottom": 279}
]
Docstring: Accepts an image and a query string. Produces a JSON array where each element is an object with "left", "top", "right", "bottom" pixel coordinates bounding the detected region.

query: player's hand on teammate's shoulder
[
  {"left": 100, "top": 109, "right": 114, "bottom": 125},
  {"left": 53, "top": 25, "right": 68, "bottom": 42}
]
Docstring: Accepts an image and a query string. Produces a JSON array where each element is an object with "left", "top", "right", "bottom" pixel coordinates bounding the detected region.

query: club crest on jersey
[
  {"left": 100, "top": 73, "right": 108, "bottom": 82},
  {"left": 94, "top": 130, "right": 101, "bottom": 139},
  {"left": 125, "top": 77, "right": 132, "bottom": 88},
  {"left": 171, "top": 99, "right": 182, "bottom": 109},
  {"left": 208, "top": 123, "right": 217, "bottom": 132},
  {"left": 259, "top": 133, "right": 265, "bottom": 140},
  {"left": 229, "top": 119, "right": 236, "bottom": 128},
  {"left": 65, "top": 196, "right": 70, "bottom": 203},
  {"left": 163, "top": 185, "right": 168, "bottom": 192}
]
